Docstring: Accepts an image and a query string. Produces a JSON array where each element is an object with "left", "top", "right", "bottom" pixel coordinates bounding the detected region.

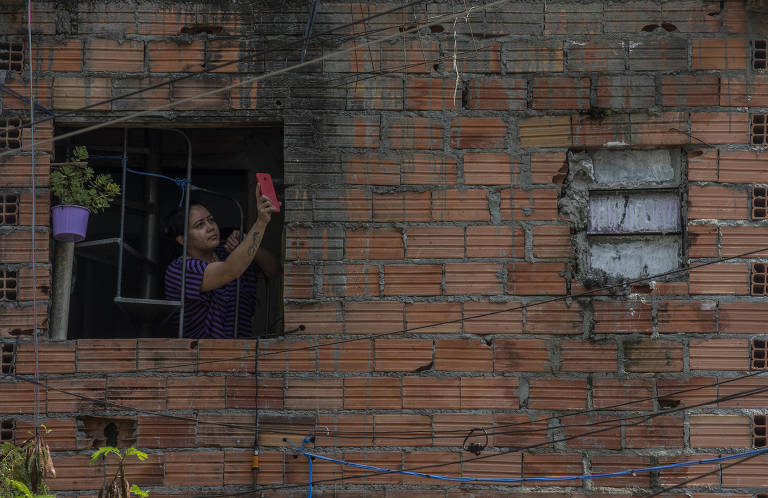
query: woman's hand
[
  {"left": 256, "top": 185, "right": 276, "bottom": 226},
  {"left": 223, "top": 230, "right": 241, "bottom": 253}
]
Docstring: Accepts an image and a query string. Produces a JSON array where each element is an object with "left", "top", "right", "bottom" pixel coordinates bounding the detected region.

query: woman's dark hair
[{"left": 164, "top": 203, "right": 203, "bottom": 239}]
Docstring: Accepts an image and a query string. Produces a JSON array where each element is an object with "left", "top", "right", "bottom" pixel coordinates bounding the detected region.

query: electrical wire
[
  {"left": 5, "top": 0, "right": 433, "bottom": 135},
  {"left": 199, "top": 380, "right": 768, "bottom": 496}
]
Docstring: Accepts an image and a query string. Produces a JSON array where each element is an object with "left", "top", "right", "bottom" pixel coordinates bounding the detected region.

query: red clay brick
[
  {"left": 721, "top": 454, "right": 768, "bottom": 487},
  {"left": 321, "top": 264, "right": 378, "bottom": 298},
  {"left": 572, "top": 113, "right": 630, "bottom": 147},
  {"left": 593, "top": 378, "right": 653, "bottom": 410},
  {"left": 529, "top": 378, "right": 586, "bottom": 410},
  {"left": 660, "top": 74, "right": 719, "bottom": 107},
  {"left": 500, "top": 188, "right": 559, "bottom": 221},
  {"left": 508, "top": 262, "right": 565, "bottom": 295},
  {"left": 343, "top": 153, "right": 399, "bottom": 185},
  {"left": 593, "top": 300, "right": 653, "bottom": 334},
  {"left": 596, "top": 74, "right": 655, "bottom": 109},
  {"left": 464, "top": 152, "right": 514, "bottom": 185},
  {"left": 567, "top": 40, "right": 624, "bottom": 71},
  {"left": 148, "top": 40, "right": 204, "bottom": 72},
  {"left": 691, "top": 112, "right": 749, "bottom": 145},
  {"left": 468, "top": 77, "right": 527, "bottom": 111},
  {"left": 284, "top": 378, "right": 342, "bottom": 410},
  {"left": 0, "top": 381, "right": 45, "bottom": 415},
  {"left": 450, "top": 117, "right": 507, "bottom": 149},
  {"left": 687, "top": 149, "right": 718, "bottom": 181},
  {"left": 402, "top": 153, "right": 458, "bottom": 185},
  {"left": 86, "top": 39, "right": 143, "bottom": 72},
  {"left": 494, "top": 337, "right": 549, "bottom": 372},
  {"left": 721, "top": 74, "right": 768, "bottom": 107},
  {"left": 76, "top": 339, "right": 136, "bottom": 373},
  {"left": 315, "top": 413, "right": 374, "bottom": 447},
  {"left": 383, "top": 264, "right": 442, "bottom": 296},
  {"left": 407, "top": 226, "right": 464, "bottom": 259},
  {"left": 625, "top": 416, "right": 684, "bottom": 448},
  {"left": 624, "top": 338, "right": 683, "bottom": 372},
  {"left": 375, "top": 338, "right": 432, "bottom": 372},
  {"left": 518, "top": 115, "right": 571, "bottom": 148},
  {"left": 466, "top": 225, "right": 525, "bottom": 258},
  {"left": 560, "top": 341, "right": 618, "bottom": 372},
  {"left": 720, "top": 301, "right": 768, "bottom": 333},
  {"left": 720, "top": 150, "right": 768, "bottom": 183},
  {"left": 718, "top": 377, "right": 768, "bottom": 408},
  {"left": 690, "top": 338, "right": 749, "bottom": 371},
  {"left": 431, "top": 189, "right": 490, "bottom": 222},
  {"left": 462, "top": 451, "right": 522, "bottom": 479},
  {"left": 198, "top": 339, "right": 256, "bottom": 373},
  {"left": 46, "top": 378, "right": 104, "bottom": 413},
  {"left": 342, "top": 451, "right": 403, "bottom": 484},
  {"left": 565, "top": 416, "right": 623, "bottom": 452},
  {"left": 689, "top": 185, "right": 747, "bottom": 220},
  {"left": 689, "top": 263, "right": 749, "bottom": 295},
  {"left": 532, "top": 76, "right": 590, "bottom": 110},
  {"left": 434, "top": 413, "right": 495, "bottom": 447},
  {"left": 164, "top": 451, "right": 223, "bottom": 487},
  {"left": 531, "top": 152, "right": 568, "bottom": 185},
  {"left": 656, "top": 376, "right": 717, "bottom": 409},
  {"left": 403, "top": 377, "right": 460, "bottom": 409},
  {"left": 721, "top": 225, "right": 768, "bottom": 257},
  {"left": 167, "top": 376, "right": 225, "bottom": 410},
  {"left": 692, "top": 37, "right": 747, "bottom": 70},
  {"left": 545, "top": 1, "right": 602, "bottom": 35},
  {"left": 405, "top": 302, "right": 462, "bottom": 334},
  {"left": 687, "top": 224, "right": 719, "bottom": 258},
  {"left": 284, "top": 302, "right": 342, "bottom": 335},
  {"left": 15, "top": 341, "right": 75, "bottom": 375},
  {"left": 463, "top": 301, "right": 523, "bottom": 335},
  {"left": 345, "top": 301, "right": 403, "bottom": 334},
  {"left": 388, "top": 117, "right": 443, "bottom": 150},
  {"left": 373, "top": 191, "right": 430, "bottom": 222},
  {"left": 445, "top": 262, "right": 503, "bottom": 295},
  {"left": 630, "top": 112, "right": 689, "bottom": 146},
  {"left": 107, "top": 376, "right": 166, "bottom": 411},
  {"left": 375, "top": 414, "right": 431, "bottom": 447},
  {"left": 526, "top": 301, "right": 583, "bottom": 335},
  {"left": 346, "top": 227, "right": 403, "bottom": 260},
  {"left": 344, "top": 377, "right": 401, "bottom": 410},
  {"left": 532, "top": 225, "right": 571, "bottom": 258},
  {"left": 405, "top": 77, "right": 459, "bottom": 111},
  {"left": 658, "top": 300, "right": 717, "bottom": 333},
  {"left": 318, "top": 339, "right": 373, "bottom": 373},
  {"left": 461, "top": 376, "right": 519, "bottom": 409},
  {"left": 435, "top": 338, "right": 493, "bottom": 372},
  {"left": 590, "top": 455, "right": 651, "bottom": 486},
  {"left": 54, "top": 77, "right": 112, "bottom": 110},
  {"left": 33, "top": 39, "right": 83, "bottom": 72},
  {"left": 506, "top": 40, "right": 563, "bottom": 72}
]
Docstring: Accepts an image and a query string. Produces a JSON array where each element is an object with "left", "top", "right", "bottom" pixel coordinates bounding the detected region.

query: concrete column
[{"left": 49, "top": 241, "right": 74, "bottom": 340}]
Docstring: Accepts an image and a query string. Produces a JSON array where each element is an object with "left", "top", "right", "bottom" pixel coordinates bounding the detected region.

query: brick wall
[{"left": 2, "top": 0, "right": 768, "bottom": 496}]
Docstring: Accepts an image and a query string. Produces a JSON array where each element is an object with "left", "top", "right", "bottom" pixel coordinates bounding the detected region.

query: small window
[
  {"left": 753, "top": 39, "right": 767, "bottom": 71},
  {"left": 0, "top": 117, "right": 22, "bottom": 150},
  {"left": 0, "top": 42, "right": 24, "bottom": 72},
  {"left": 570, "top": 150, "right": 683, "bottom": 281},
  {"left": 753, "top": 114, "right": 768, "bottom": 145},
  {"left": 752, "top": 262, "right": 768, "bottom": 296},
  {"left": 0, "top": 193, "right": 19, "bottom": 225},
  {"left": 0, "top": 269, "right": 17, "bottom": 301},
  {"left": 754, "top": 186, "right": 767, "bottom": 220}
]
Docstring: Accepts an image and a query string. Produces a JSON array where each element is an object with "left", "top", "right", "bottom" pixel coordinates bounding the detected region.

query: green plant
[
  {"left": 0, "top": 426, "right": 56, "bottom": 498},
  {"left": 90, "top": 447, "right": 150, "bottom": 498},
  {"left": 50, "top": 146, "right": 120, "bottom": 213}
]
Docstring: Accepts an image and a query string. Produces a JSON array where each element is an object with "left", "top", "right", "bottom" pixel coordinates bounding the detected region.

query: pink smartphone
[{"left": 256, "top": 173, "right": 280, "bottom": 212}]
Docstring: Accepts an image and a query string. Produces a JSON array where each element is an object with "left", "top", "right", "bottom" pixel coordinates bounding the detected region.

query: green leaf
[
  {"left": 90, "top": 446, "right": 121, "bottom": 463},
  {"left": 125, "top": 448, "right": 148, "bottom": 462},
  {"left": 130, "top": 483, "right": 149, "bottom": 497},
  {"left": 8, "top": 479, "right": 33, "bottom": 498}
]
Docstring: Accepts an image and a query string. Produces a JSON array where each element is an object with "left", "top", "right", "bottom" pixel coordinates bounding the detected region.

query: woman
[{"left": 164, "top": 187, "right": 278, "bottom": 338}]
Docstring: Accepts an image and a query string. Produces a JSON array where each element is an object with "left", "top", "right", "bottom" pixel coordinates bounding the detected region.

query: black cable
[
  {"left": 198, "top": 383, "right": 768, "bottom": 497},
  {"left": 641, "top": 449, "right": 767, "bottom": 498},
  {"left": 257, "top": 245, "right": 768, "bottom": 358},
  {"left": 7, "top": 0, "right": 431, "bottom": 134}
]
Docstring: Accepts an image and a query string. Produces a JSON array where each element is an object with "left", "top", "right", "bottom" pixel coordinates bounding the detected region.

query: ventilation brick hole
[
  {"left": 0, "top": 42, "right": 23, "bottom": 72},
  {"left": 78, "top": 416, "right": 137, "bottom": 449},
  {"left": 752, "top": 114, "right": 768, "bottom": 145},
  {"left": 0, "top": 193, "right": 19, "bottom": 225},
  {"left": 754, "top": 187, "right": 768, "bottom": 220},
  {"left": 1, "top": 342, "right": 14, "bottom": 375},
  {"left": 753, "top": 338, "right": 768, "bottom": 370},
  {"left": 0, "top": 117, "right": 22, "bottom": 150},
  {"left": 0, "top": 419, "right": 14, "bottom": 442},
  {"left": 754, "top": 414, "right": 767, "bottom": 448},
  {"left": 752, "top": 262, "right": 768, "bottom": 296},
  {"left": 0, "top": 269, "right": 17, "bottom": 301},
  {"left": 754, "top": 39, "right": 767, "bottom": 70}
]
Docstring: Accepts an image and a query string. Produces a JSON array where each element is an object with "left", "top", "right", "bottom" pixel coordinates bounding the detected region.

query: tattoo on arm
[{"left": 247, "top": 231, "right": 261, "bottom": 256}]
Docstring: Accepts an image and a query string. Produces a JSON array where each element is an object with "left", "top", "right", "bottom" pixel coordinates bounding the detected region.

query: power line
[
  {"left": 5, "top": 0, "right": 432, "bottom": 134},
  {"left": 257, "top": 245, "right": 768, "bottom": 358},
  {"left": 199, "top": 382, "right": 768, "bottom": 496},
  {"left": 0, "top": 0, "right": 510, "bottom": 159}
]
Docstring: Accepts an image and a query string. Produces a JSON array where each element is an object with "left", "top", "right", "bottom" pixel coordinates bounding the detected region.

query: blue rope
[
  {"left": 286, "top": 436, "right": 316, "bottom": 498},
  {"left": 0, "top": 82, "right": 55, "bottom": 115},
  {"left": 287, "top": 442, "right": 768, "bottom": 487},
  {"left": 126, "top": 167, "right": 190, "bottom": 207}
]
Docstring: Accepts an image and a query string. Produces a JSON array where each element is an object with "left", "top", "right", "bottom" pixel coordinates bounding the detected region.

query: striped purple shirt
[{"left": 164, "top": 247, "right": 260, "bottom": 338}]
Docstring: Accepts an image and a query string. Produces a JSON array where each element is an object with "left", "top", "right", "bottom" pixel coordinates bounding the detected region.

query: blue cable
[
  {"left": 287, "top": 441, "right": 768, "bottom": 488},
  {"left": 125, "top": 167, "right": 190, "bottom": 207},
  {"left": 0, "top": 82, "right": 55, "bottom": 115}
]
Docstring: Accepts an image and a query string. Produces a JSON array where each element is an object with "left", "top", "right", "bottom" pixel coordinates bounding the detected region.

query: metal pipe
[
  {"left": 116, "top": 127, "right": 128, "bottom": 299},
  {"left": 139, "top": 131, "right": 161, "bottom": 298}
]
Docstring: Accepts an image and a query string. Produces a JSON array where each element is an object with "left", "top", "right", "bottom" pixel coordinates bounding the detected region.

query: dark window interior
[{"left": 54, "top": 126, "right": 284, "bottom": 339}]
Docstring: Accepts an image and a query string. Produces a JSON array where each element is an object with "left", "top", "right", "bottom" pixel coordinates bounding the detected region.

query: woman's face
[{"left": 181, "top": 205, "right": 220, "bottom": 253}]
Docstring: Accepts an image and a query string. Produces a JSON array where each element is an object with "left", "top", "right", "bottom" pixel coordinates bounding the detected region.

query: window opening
[
  {"left": 753, "top": 39, "right": 767, "bottom": 70},
  {"left": 0, "top": 193, "right": 19, "bottom": 225},
  {"left": 753, "top": 114, "right": 768, "bottom": 145},
  {"left": 0, "top": 42, "right": 23, "bottom": 71},
  {"left": 563, "top": 149, "right": 683, "bottom": 283},
  {"left": 754, "top": 186, "right": 768, "bottom": 220},
  {"left": 0, "top": 117, "right": 22, "bottom": 149},
  {"left": 55, "top": 126, "right": 284, "bottom": 339},
  {"left": 752, "top": 262, "right": 768, "bottom": 296},
  {"left": 0, "top": 269, "right": 17, "bottom": 301}
]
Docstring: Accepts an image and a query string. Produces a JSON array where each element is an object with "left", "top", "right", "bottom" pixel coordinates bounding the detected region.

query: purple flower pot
[{"left": 52, "top": 205, "right": 90, "bottom": 242}]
